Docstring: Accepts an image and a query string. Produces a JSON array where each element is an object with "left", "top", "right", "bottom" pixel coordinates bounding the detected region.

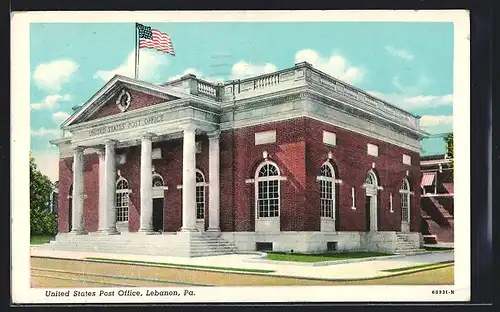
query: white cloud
[
  {"left": 367, "top": 91, "right": 453, "bottom": 111},
  {"left": 31, "top": 94, "right": 71, "bottom": 110},
  {"left": 231, "top": 61, "right": 278, "bottom": 79},
  {"left": 392, "top": 75, "right": 432, "bottom": 95},
  {"left": 94, "top": 50, "right": 170, "bottom": 82},
  {"left": 384, "top": 45, "right": 414, "bottom": 61},
  {"left": 32, "top": 149, "right": 59, "bottom": 182},
  {"left": 52, "top": 111, "right": 71, "bottom": 124},
  {"left": 31, "top": 127, "right": 60, "bottom": 136},
  {"left": 295, "top": 49, "right": 365, "bottom": 84},
  {"left": 33, "top": 60, "right": 78, "bottom": 91},
  {"left": 419, "top": 115, "right": 453, "bottom": 134}
]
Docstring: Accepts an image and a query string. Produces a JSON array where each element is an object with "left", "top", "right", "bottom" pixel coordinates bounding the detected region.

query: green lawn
[
  {"left": 266, "top": 251, "right": 392, "bottom": 263},
  {"left": 383, "top": 261, "right": 454, "bottom": 273},
  {"left": 85, "top": 257, "right": 275, "bottom": 273},
  {"left": 30, "top": 236, "right": 54, "bottom": 245},
  {"left": 424, "top": 246, "right": 454, "bottom": 252}
]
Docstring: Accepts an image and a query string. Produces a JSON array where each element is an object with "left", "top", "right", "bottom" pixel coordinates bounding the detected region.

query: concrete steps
[
  {"left": 42, "top": 232, "right": 239, "bottom": 257},
  {"left": 394, "top": 233, "right": 427, "bottom": 255}
]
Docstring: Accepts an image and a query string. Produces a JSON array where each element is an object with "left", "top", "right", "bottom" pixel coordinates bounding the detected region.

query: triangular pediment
[{"left": 63, "top": 75, "right": 185, "bottom": 127}]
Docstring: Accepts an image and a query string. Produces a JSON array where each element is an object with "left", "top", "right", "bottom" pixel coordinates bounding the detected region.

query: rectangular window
[
  {"left": 116, "top": 192, "right": 129, "bottom": 222},
  {"left": 320, "top": 180, "right": 334, "bottom": 218},
  {"left": 401, "top": 193, "right": 409, "bottom": 222},
  {"left": 196, "top": 185, "right": 205, "bottom": 219},
  {"left": 257, "top": 180, "right": 279, "bottom": 218},
  {"left": 323, "top": 131, "right": 337, "bottom": 146},
  {"left": 255, "top": 130, "right": 276, "bottom": 145},
  {"left": 351, "top": 187, "right": 356, "bottom": 209},
  {"left": 367, "top": 143, "right": 379, "bottom": 157},
  {"left": 327, "top": 242, "right": 338, "bottom": 252},
  {"left": 403, "top": 154, "right": 412, "bottom": 165},
  {"left": 256, "top": 242, "right": 273, "bottom": 252}
]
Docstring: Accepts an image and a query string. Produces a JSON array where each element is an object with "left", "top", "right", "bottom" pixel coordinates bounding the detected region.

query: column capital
[
  {"left": 207, "top": 130, "right": 221, "bottom": 140},
  {"left": 94, "top": 146, "right": 105, "bottom": 156},
  {"left": 104, "top": 139, "right": 118, "bottom": 147},
  {"left": 181, "top": 123, "right": 197, "bottom": 132},
  {"left": 141, "top": 132, "right": 156, "bottom": 140},
  {"left": 73, "top": 145, "right": 85, "bottom": 153}
]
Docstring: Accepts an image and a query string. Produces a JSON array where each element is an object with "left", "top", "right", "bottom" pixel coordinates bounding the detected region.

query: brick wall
[
  {"left": 305, "top": 118, "right": 421, "bottom": 232},
  {"left": 57, "top": 116, "right": 421, "bottom": 234}
]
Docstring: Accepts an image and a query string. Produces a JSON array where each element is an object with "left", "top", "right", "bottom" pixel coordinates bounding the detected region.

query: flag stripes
[{"left": 138, "top": 27, "right": 175, "bottom": 56}]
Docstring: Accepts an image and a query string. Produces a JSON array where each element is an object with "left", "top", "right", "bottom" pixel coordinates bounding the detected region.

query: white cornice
[{"left": 64, "top": 98, "right": 221, "bottom": 132}]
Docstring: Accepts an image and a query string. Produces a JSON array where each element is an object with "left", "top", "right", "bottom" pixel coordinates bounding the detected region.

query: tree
[
  {"left": 444, "top": 133, "right": 454, "bottom": 175},
  {"left": 30, "top": 152, "right": 57, "bottom": 236}
]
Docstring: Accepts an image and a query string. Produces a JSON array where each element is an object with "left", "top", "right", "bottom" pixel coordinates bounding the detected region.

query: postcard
[{"left": 11, "top": 10, "right": 470, "bottom": 304}]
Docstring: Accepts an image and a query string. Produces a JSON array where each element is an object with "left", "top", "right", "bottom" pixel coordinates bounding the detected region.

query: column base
[
  {"left": 205, "top": 228, "right": 221, "bottom": 237},
  {"left": 138, "top": 228, "right": 156, "bottom": 234},
  {"left": 97, "top": 228, "right": 121, "bottom": 235},
  {"left": 180, "top": 226, "right": 198, "bottom": 232},
  {"left": 69, "top": 229, "right": 86, "bottom": 235}
]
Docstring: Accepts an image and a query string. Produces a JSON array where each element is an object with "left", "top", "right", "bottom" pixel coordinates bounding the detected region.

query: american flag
[{"left": 137, "top": 23, "right": 175, "bottom": 56}]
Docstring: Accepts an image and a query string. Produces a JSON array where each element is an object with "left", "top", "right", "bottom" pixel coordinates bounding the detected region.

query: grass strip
[
  {"left": 85, "top": 257, "right": 275, "bottom": 273},
  {"left": 30, "top": 236, "right": 54, "bottom": 245},
  {"left": 266, "top": 251, "right": 392, "bottom": 263},
  {"left": 424, "top": 246, "right": 454, "bottom": 252},
  {"left": 383, "top": 261, "right": 454, "bottom": 273}
]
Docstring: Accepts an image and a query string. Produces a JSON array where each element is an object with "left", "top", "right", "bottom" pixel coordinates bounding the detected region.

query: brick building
[
  {"left": 50, "top": 62, "right": 427, "bottom": 256},
  {"left": 420, "top": 155, "right": 454, "bottom": 244}
]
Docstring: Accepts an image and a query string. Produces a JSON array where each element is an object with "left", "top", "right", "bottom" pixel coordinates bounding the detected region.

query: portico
[
  {"left": 55, "top": 75, "right": 223, "bottom": 237},
  {"left": 66, "top": 124, "right": 222, "bottom": 236}
]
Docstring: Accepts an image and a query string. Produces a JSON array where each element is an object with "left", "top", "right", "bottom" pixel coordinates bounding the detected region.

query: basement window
[
  {"left": 256, "top": 242, "right": 273, "bottom": 252},
  {"left": 327, "top": 242, "right": 338, "bottom": 252}
]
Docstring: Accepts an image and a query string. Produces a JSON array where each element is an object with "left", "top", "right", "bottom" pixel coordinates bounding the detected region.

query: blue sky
[{"left": 30, "top": 22, "right": 454, "bottom": 181}]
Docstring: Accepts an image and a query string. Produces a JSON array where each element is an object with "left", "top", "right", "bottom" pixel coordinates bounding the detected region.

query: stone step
[{"left": 45, "top": 232, "right": 239, "bottom": 258}]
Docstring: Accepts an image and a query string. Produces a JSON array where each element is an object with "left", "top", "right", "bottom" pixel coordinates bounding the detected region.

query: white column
[
  {"left": 71, "top": 146, "right": 85, "bottom": 234},
  {"left": 207, "top": 130, "right": 220, "bottom": 232},
  {"left": 139, "top": 133, "right": 154, "bottom": 233},
  {"left": 104, "top": 140, "right": 119, "bottom": 234},
  {"left": 97, "top": 148, "right": 106, "bottom": 232},
  {"left": 181, "top": 125, "right": 198, "bottom": 231}
]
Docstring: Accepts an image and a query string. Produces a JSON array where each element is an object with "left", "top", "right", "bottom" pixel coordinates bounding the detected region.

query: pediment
[{"left": 64, "top": 75, "right": 184, "bottom": 127}]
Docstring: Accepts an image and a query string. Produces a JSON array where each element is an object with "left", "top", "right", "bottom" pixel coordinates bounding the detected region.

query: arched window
[
  {"left": 400, "top": 178, "right": 411, "bottom": 222},
  {"left": 196, "top": 170, "right": 206, "bottom": 220},
  {"left": 365, "top": 170, "right": 377, "bottom": 186},
  {"left": 116, "top": 177, "right": 130, "bottom": 222},
  {"left": 152, "top": 174, "right": 164, "bottom": 187},
  {"left": 255, "top": 161, "right": 280, "bottom": 218},
  {"left": 319, "top": 162, "right": 335, "bottom": 218}
]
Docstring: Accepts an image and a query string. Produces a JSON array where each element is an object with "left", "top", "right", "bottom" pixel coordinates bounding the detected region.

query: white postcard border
[{"left": 11, "top": 10, "right": 471, "bottom": 303}]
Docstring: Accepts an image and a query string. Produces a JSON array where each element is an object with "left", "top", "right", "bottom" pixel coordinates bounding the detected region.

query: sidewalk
[{"left": 30, "top": 246, "right": 454, "bottom": 280}]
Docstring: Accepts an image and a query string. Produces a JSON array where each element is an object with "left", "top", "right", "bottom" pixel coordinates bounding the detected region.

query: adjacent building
[
  {"left": 420, "top": 154, "right": 454, "bottom": 244},
  {"left": 49, "top": 62, "right": 428, "bottom": 256}
]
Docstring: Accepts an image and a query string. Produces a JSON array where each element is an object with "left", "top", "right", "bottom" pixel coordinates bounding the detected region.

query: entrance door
[
  {"left": 152, "top": 198, "right": 164, "bottom": 232},
  {"left": 68, "top": 202, "right": 72, "bottom": 232},
  {"left": 365, "top": 194, "right": 378, "bottom": 232},
  {"left": 365, "top": 196, "right": 371, "bottom": 232}
]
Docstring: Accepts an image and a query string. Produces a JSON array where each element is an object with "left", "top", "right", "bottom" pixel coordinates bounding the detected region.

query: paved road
[
  {"left": 31, "top": 247, "right": 454, "bottom": 280},
  {"left": 31, "top": 257, "right": 454, "bottom": 287}
]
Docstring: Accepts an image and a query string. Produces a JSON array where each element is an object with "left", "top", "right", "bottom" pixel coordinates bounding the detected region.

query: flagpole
[{"left": 134, "top": 23, "right": 139, "bottom": 79}]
